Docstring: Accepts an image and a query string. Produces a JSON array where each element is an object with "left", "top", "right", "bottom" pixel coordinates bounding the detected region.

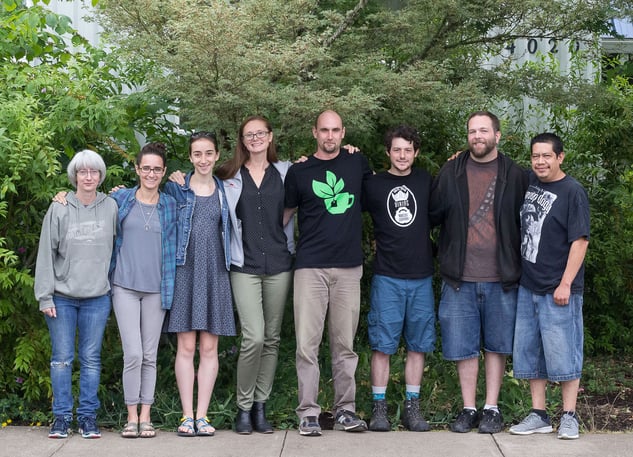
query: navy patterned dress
[{"left": 167, "top": 192, "right": 236, "bottom": 335}]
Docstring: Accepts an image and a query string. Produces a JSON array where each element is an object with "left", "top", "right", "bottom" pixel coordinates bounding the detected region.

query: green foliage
[
  {"left": 0, "top": 393, "right": 50, "bottom": 427},
  {"left": 2, "top": 0, "right": 633, "bottom": 430},
  {"left": 497, "top": 55, "right": 633, "bottom": 354},
  {"left": 95, "top": 0, "right": 621, "bottom": 165},
  {"left": 567, "top": 82, "right": 633, "bottom": 354},
  {"left": 0, "top": 0, "right": 183, "bottom": 419}
]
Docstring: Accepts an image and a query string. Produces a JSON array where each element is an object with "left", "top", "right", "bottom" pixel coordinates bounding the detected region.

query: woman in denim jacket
[
  {"left": 110, "top": 143, "right": 178, "bottom": 439},
  {"left": 163, "top": 132, "right": 235, "bottom": 437}
]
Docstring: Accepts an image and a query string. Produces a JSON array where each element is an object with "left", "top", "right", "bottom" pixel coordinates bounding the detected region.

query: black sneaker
[
  {"left": 48, "top": 416, "right": 70, "bottom": 439},
  {"left": 369, "top": 400, "right": 390, "bottom": 432},
  {"left": 402, "top": 399, "right": 430, "bottom": 432},
  {"left": 450, "top": 408, "right": 480, "bottom": 433},
  {"left": 333, "top": 409, "right": 368, "bottom": 432},
  {"left": 299, "top": 416, "right": 322, "bottom": 436},
  {"left": 478, "top": 408, "right": 504, "bottom": 434},
  {"left": 78, "top": 416, "right": 101, "bottom": 439}
]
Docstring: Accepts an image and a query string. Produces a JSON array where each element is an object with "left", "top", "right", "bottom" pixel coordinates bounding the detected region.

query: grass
[
  {"left": 6, "top": 298, "right": 632, "bottom": 433},
  {"left": 96, "top": 327, "right": 633, "bottom": 433}
]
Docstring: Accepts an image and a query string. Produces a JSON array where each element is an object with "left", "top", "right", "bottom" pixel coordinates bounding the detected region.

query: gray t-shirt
[{"left": 113, "top": 201, "right": 162, "bottom": 293}]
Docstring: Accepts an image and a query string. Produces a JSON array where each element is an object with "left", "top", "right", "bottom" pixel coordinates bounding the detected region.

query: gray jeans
[{"left": 112, "top": 285, "right": 166, "bottom": 405}]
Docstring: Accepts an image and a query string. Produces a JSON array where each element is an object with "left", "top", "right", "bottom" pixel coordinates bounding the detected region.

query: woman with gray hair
[{"left": 34, "top": 149, "right": 118, "bottom": 439}]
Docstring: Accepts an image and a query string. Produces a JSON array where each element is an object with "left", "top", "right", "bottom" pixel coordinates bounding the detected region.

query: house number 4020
[{"left": 505, "top": 39, "right": 582, "bottom": 55}]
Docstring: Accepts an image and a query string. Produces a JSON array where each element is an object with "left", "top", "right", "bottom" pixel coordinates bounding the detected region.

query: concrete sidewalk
[{"left": 1, "top": 426, "right": 630, "bottom": 457}]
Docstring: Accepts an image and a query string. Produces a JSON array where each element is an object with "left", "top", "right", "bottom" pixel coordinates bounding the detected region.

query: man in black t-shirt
[
  {"left": 509, "top": 133, "right": 589, "bottom": 440},
  {"left": 284, "top": 110, "right": 372, "bottom": 436},
  {"left": 362, "top": 125, "right": 435, "bottom": 432}
]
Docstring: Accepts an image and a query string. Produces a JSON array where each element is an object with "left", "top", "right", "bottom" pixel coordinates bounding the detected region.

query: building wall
[{"left": 30, "top": 0, "right": 102, "bottom": 46}]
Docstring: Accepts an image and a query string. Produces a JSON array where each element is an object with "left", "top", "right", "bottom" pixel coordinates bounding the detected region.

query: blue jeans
[
  {"left": 439, "top": 281, "right": 517, "bottom": 360},
  {"left": 368, "top": 275, "right": 436, "bottom": 354},
  {"left": 513, "top": 286, "right": 584, "bottom": 381},
  {"left": 45, "top": 294, "right": 111, "bottom": 420}
]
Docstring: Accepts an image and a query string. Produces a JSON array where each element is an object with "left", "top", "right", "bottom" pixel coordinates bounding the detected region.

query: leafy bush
[
  {"left": 2, "top": 0, "right": 633, "bottom": 430},
  {"left": 0, "top": 0, "right": 183, "bottom": 419}
]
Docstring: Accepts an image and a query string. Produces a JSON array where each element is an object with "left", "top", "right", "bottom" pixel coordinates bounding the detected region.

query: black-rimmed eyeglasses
[
  {"left": 242, "top": 131, "right": 269, "bottom": 141},
  {"left": 138, "top": 166, "right": 165, "bottom": 175}
]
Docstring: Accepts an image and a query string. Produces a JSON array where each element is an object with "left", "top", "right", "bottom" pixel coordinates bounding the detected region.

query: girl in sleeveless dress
[{"left": 164, "top": 132, "right": 235, "bottom": 437}]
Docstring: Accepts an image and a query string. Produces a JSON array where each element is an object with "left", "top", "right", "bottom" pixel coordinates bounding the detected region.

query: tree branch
[{"left": 322, "top": 0, "right": 368, "bottom": 48}]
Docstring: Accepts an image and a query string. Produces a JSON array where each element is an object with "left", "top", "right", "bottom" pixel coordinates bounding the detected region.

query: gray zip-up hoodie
[{"left": 34, "top": 191, "right": 118, "bottom": 310}]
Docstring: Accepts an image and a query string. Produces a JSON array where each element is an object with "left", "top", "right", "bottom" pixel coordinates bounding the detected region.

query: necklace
[{"left": 137, "top": 200, "right": 157, "bottom": 231}]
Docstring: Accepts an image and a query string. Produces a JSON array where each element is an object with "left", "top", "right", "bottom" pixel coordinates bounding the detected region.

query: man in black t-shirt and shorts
[
  {"left": 284, "top": 110, "right": 372, "bottom": 436},
  {"left": 362, "top": 125, "right": 435, "bottom": 432},
  {"left": 509, "top": 133, "right": 589, "bottom": 440}
]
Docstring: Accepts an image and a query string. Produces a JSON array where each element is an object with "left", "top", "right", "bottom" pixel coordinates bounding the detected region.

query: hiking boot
[
  {"left": 333, "top": 409, "right": 368, "bottom": 432},
  {"left": 401, "top": 399, "right": 430, "bottom": 432},
  {"left": 318, "top": 411, "right": 335, "bottom": 430},
  {"left": 299, "top": 416, "right": 322, "bottom": 436},
  {"left": 478, "top": 408, "right": 504, "bottom": 434},
  {"left": 449, "top": 408, "right": 480, "bottom": 433},
  {"left": 369, "top": 400, "right": 390, "bottom": 432},
  {"left": 48, "top": 416, "right": 70, "bottom": 439},
  {"left": 509, "top": 412, "right": 553, "bottom": 435},
  {"left": 557, "top": 413, "right": 579, "bottom": 440},
  {"left": 78, "top": 416, "right": 101, "bottom": 439}
]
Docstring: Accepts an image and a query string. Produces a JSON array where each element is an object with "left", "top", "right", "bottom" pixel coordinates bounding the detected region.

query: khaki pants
[{"left": 293, "top": 266, "right": 362, "bottom": 419}]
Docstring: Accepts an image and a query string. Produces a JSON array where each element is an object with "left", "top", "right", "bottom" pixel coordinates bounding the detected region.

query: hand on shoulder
[{"left": 169, "top": 170, "right": 186, "bottom": 185}]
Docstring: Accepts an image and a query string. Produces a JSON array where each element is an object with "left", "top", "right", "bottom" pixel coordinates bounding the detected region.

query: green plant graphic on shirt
[{"left": 312, "top": 171, "right": 355, "bottom": 215}]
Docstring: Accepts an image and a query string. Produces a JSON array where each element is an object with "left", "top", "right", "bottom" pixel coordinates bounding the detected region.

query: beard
[
  {"left": 321, "top": 142, "right": 340, "bottom": 154},
  {"left": 469, "top": 139, "right": 497, "bottom": 160}
]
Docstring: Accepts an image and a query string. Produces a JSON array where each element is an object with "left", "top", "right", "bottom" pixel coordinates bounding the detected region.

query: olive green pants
[{"left": 231, "top": 270, "right": 293, "bottom": 410}]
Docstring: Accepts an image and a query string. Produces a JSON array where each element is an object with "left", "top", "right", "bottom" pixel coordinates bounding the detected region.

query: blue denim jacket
[
  {"left": 110, "top": 186, "right": 178, "bottom": 310},
  {"left": 163, "top": 173, "right": 231, "bottom": 270}
]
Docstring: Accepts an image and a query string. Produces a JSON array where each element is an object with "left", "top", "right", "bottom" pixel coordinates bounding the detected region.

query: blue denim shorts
[
  {"left": 438, "top": 281, "right": 517, "bottom": 360},
  {"left": 513, "top": 286, "right": 584, "bottom": 381},
  {"left": 367, "top": 275, "right": 436, "bottom": 354}
]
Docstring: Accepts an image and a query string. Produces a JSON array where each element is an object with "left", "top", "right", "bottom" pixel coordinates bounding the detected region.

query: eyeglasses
[
  {"left": 77, "top": 169, "right": 100, "bottom": 178},
  {"left": 138, "top": 166, "right": 165, "bottom": 175},
  {"left": 243, "top": 130, "right": 269, "bottom": 141}
]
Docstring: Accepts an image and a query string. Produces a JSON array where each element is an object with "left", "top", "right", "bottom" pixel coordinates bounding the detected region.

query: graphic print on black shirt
[
  {"left": 388, "top": 185, "right": 417, "bottom": 228},
  {"left": 312, "top": 170, "right": 355, "bottom": 215},
  {"left": 521, "top": 186, "right": 558, "bottom": 264}
]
